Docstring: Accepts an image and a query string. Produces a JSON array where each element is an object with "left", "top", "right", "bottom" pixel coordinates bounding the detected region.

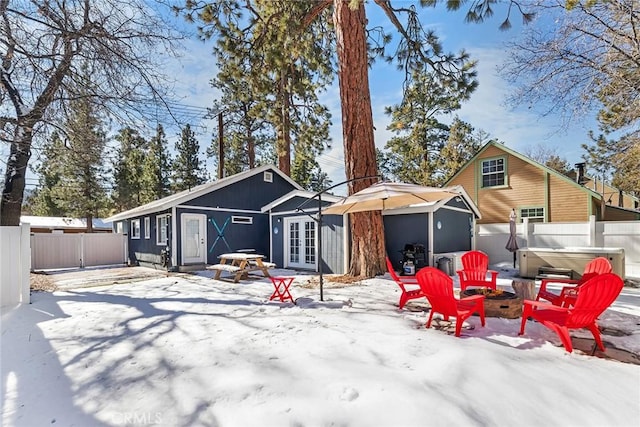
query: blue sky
[
  {"left": 10, "top": 2, "right": 600, "bottom": 195},
  {"left": 170, "top": 2, "right": 598, "bottom": 193}
]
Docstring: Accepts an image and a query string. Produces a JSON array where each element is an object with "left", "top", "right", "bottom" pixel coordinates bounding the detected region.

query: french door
[{"left": 285, "top": 217, "right": 316, "bottom": 270}]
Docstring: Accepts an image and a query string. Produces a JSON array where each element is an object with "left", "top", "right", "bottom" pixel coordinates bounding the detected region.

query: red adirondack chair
[
  {"left": 520, "top": 273, "right": 624, "bottom": 353},
  {"left": 416, "top": 267, "right": 485, "bottom": 337},
  {"left": 457, "top": 250, "right": 498, "bottom": 292},
  {"left": 536, "top": 257, "right": 612, "bottom": 307},
  {"left": 386, "top": 257, "right": 424, "bottom": 309}
]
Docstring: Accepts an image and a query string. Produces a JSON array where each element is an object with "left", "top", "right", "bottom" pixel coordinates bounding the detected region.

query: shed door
[
  {"left": 181, "top": 213, "right": 207, "bottom": 265},
  {"left": 285, "top": 217, "right": 316, "bottom": 270}
]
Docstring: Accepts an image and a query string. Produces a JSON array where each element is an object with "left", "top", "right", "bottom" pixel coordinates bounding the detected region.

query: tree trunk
[
  {"left": 1, "top": 126, "right": 32, "bottom": 226},
  {"left": 276, "top": 70, "right": 292, "bottom": 176},
  {"left": 333, "top": 0, "right": 385, "bottom": 277},
  {"left": 86, "top": 214, "right": 94, "bottom": 233},
  {"left": 242, "top": 104, "right": 255, "bottom": 169}
]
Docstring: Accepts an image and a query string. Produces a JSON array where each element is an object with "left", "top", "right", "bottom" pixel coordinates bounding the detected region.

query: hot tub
[{"left": 518, "top": 247, "right": 625, "bottom": 279}]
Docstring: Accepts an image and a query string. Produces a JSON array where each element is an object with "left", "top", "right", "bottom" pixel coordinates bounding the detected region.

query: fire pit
[{"left": 461, "top": 288, "right": 522, "bottom": 319}]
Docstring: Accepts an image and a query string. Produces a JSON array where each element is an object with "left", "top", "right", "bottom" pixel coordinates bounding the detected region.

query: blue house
[
  {"left": 105, "top": 165, "right": 346, "bottom": 273},
  {"left": 105, "top": 165, "right": 297, "bottom": 270}
]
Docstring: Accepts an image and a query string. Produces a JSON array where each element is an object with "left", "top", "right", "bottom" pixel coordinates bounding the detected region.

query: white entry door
[
  {"left": 285, "top": 217, "right": 316, "bottom": 270},
  {"left": 181, "top": 213, "right": 207, "bottom": 265}
]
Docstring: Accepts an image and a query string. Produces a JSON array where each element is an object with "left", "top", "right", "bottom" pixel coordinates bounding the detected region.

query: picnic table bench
[{"left": 206, "top": 253, "right": 275, "bottom": 283}]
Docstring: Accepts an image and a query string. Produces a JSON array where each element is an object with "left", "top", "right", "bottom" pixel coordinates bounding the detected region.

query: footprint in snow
[{"left": 340, "top": 387, "right": 359, "bottom": 401}]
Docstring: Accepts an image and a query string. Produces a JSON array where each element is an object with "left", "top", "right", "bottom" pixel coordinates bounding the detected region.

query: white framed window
[
  {"left": 116, "top": 222, "right": 123, "bottom": 234},
  {"left": 131, "top": 219, "right": 141, "bottom": 239},
  {"left": 144, "top": 217, "right": 150, "bottom": 239},
  {"left": 520, "top": 207, "right": 545, "bottom": 223},
  {"left": 156, "top": 215, "right": 168, "bottom": 245},
  {"left": 263, "top": 171, "right": 273, "bottom": 183},
  {"left": 232, "top": 216, "right": 253, "bottom": 225},
  {"left": 481, "top": 157, "right": 506, "bottom": 188}
]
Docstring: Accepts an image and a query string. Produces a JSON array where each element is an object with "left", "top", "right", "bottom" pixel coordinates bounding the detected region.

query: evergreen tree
[
  {"left": 382, "top": 69, "right": 475, "bottom": 187},
  {"left": 581, "top": 132, "right": 613, "bottom": 183},
  {"left": 27, "top": 132, "right": 67, "bottom": 216},
  {"left": 291, "top": 144, "right": 332, "bottom": 192},
  {"left": 111, "top": 127, "right": 147, "bottom": 211},
  {"left": 438, "top": 118, "right": 486, "bottom": 185},
  {"left": 582, "top": 131, "right": 639, "bottom": 197},
  {"left": 205, "top": 80, "right": 271, "bottom": 178},
  {"left": 49, "top": 76, "right": 110, "bottom": 231},
  {"left": 141, "top": 124, "right": 172, "bottom": 203},
  {"left": 611, "top": 133, "right": 640, "bottom": 197},
  {"left": 172, "top": 124, "right": 207, "bottom": 191},
  {"left": 198, "top": 0, "right": 333, "bottom": 178}
]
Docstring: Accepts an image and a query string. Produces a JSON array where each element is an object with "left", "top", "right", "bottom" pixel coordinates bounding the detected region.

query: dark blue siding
[
  {"left": 188, "top": 172, "right": 296, "bottom": 211},
  {"left": 433, "top": 209, "right": 472, "bottom": 253},
  {"left": 383, "top": 214, "right": 429, "bottom": 269},
  {"left": 175, "top": 207, "right": 271, "bottom": 264},
  {"left": 445, "top": 196, "right": 468, "bottom": 210},
  {"left": 271, "top": 216, "right": 285, "bottom": 268},
  {"left": 125, "top": 210, "right": 172, "bottom": 269}
]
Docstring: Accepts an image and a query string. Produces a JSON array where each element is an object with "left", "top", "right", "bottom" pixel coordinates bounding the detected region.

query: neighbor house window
[
  {"left": 264, "top": 171, "right": 273, "bottom": 183},
  {"left": 520, "top": 207, "right": 545, "bottom": 223},
  {"left": 116, "top": 222, "right": 123, "bottom": 234},
  {"left": 131, "top": 219, "right": 141, "bottom": 239},
  {"left": 156, "top": 215, "right": 168, "bottom": 245},
  {"left": 144, "top": 217, "right": 150, "bottom": 239},
  {"left": 232, "top": 216, "right": 253, "bottom": 225},
  {"left": 481, "top": 157, "right": 506, "bottom": 188}
]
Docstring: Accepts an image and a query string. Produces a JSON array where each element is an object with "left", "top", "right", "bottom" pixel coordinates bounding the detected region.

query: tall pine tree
[
  {"left": 198, "top": 0, "right": 333, "bottom": 180},
  {"left": 382, "top": 69, "right": 475, "bottom": 186},
  {"left": 172, "top": 124, "right": 207, "bottom": 191},
  {"left": 438, "top": 118, "right": 486, "bottom": 185},
  {"left": 27, "top": 132, "right": 67, "bottom": 216},
  {"left": 50, "top": 74, "right": 110, "bottom": 231},
  {"left": 111, "top": 127, "right": 147, "bottom": 211},
  {"left": 141, "top": 124, "right": 172, "bottom": 203}
]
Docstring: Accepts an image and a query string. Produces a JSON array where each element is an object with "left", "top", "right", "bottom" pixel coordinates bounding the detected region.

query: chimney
[
  {"left": 574, "top": 162, "right": 586, "bottom": 185},
  {"left": 619, "top": 190, "right": 624, "bottom": 207}
]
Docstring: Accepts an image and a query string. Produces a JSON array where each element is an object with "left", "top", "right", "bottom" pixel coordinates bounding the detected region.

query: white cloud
[{"left": 457, "top": 47, "right": 596, "bottom": 162}]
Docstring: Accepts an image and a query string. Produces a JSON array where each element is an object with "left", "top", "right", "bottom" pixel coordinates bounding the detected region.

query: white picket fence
[
  {"left": 0, "top": 225, "right": 31, "bottom": 308},
  {"left": 477, "top": 217, "right": 640, "bottom": 278}
]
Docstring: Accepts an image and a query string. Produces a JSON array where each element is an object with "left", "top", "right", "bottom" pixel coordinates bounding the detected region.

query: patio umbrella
[
  {"left": 505, "top": 208, "right": 519, "bottom": 268},
  {"left": 322, "top": 182, "right": 461, "bottom": 215}
]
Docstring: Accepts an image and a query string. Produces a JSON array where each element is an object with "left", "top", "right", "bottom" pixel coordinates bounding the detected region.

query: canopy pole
[{"left": 295, "top": 175, "right": 382, "bottom": 302}]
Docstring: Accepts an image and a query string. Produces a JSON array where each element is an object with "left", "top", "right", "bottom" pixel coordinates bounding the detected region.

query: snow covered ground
[{"left": 2, "top": 263, "right": 639, "bottom": 427}]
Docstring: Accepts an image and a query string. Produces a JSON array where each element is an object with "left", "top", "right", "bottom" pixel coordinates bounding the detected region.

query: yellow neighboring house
[{"left": 445, "top": 141, "right": 640, "bottom": 224}]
